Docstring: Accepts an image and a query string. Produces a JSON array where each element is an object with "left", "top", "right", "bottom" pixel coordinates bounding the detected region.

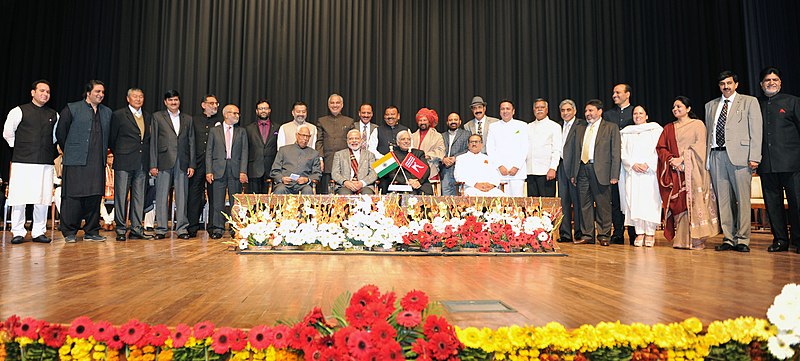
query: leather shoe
[
  {"left": 187, "top": 232, "right": 198, "bottom": 238},
  {"left": 84, "top": 234, "right": 106, "bottom": 242},
  {"left": 210, "top": 233, "right": 223, "bottom": 239},
  {"left": 715, "top": 243, "right": 735, "bottom": 251},
  {"left": 128, "top": 232, "right": 153, "bottom": 240},
  {"left": 10, "top": 236, "right": 25, "bottom": 244},
  {"left": 735, "top": 244, "right": 751, "bottom": 252},
  {"left": 573, "top": 237, "right": 595, "bottom": 245},
  {"left": 610, "top": 236, "right": 624, "bottom": 245},
  {"left": 600, "top": 240, "right": 610, "bottom": 246},
  {"left": 767, "top": 242, "right": 789, "bottom": 252},
  {"left": 116, "top": 234, "right": 127, "bottom": 241},
  {"left": 32, "top": 235, "right": 52, "bottom": 243},
  {"left": 177, "top": 233, "right": 192, "bottom": 239},
  {"left": 558, "top": 238, "right": 572, "bottom": 243},
  {"left": 153, "top": 234, "right": 166, "bottom": 240}
]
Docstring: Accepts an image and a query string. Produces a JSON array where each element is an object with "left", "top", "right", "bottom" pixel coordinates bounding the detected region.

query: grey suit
[
  {"left": 206, "top": 124, "right": 248, "bottom": 233},
  {"left": 463, "top": 116, "right": 498, "bottom": 153},
  {"left": 331, "top": 148, "right": 377, "bottom": 194},
  {"left": 558, "top": 118, "right": 586, "bottom": 241},
  {"left": 441, "top": 128, "right": 471, "bottom": 195},
  {"left": 150, "top": 110, "right": 195, "bottom": 235},
  {"left": 705, "top": 93, "right": 763, "bottom": 245}
]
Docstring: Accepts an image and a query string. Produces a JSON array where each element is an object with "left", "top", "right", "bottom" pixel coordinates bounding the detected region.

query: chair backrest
[{"left": 751, "top": 175, "right": 763, "bottom": 199}]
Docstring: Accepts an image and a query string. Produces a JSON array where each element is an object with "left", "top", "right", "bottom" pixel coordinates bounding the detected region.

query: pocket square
[{"left": 780, "top": 108, "right": 786, "bottom": 113}]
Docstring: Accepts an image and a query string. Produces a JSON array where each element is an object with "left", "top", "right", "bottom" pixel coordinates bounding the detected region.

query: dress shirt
[
  {"left": 526, "top": 117, "right": 562, "bottom": 175},
  {"left": 561, "top": 118, "right": 575, "bottom": 158},
  {"left": 583, "top": 119, "right": 602, "bottom": 162},
  {"left": 258, "top": 119, "right": 270, "bottom": 143},
  {"left": 128, "top": 105, "right": 142, "bottom": 118},
  {"left": 711, "top": 92, "right": 737, "bottom": 148},
  {"left": 169, "top": 110, "right": 181, "bottom": 136}
]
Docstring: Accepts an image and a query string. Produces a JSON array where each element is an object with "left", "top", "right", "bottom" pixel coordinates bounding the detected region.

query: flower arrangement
[{"left": 767, "top": 283, "right": 800, "bottom": 360}]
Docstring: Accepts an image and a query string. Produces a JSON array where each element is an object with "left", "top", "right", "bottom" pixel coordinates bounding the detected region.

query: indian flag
[{"left": 372, "top": 153, "right": 399, "bottom": 177}]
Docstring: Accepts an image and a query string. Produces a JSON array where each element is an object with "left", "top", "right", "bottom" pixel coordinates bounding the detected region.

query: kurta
[
  {"left": 411, "top": 128, "right": 445, "bottom": 179},
  {"left": 454, "top": 151, "right": 504, "bottom": 196},
  {"left": 486, "top": 119, "right": 529, "bottom": 180},
  {"left": 526, "top": 117, "right": 562, "bottom": 175},
  {"left": 619, "top": 122, "right": 663, "bottom": 226},
  {"left": 277, "top": 121, "right": 317, "bottom": 149},
  {"left": 3, "top": 105, "right": 58, "bottom": 205},
  {"left": 270, "top": 143, "right": 321, "bottom": 183},
  {"left": 61, "top": 106, "right": 105, "bottom": 197}
]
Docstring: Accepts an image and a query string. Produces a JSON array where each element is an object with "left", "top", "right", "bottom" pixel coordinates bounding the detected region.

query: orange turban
[{"left": 415, "top": 108, "right": 439, "bottom": 128}]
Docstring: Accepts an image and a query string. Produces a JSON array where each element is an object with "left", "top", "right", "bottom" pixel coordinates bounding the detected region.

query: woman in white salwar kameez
[{"left": 619, "top": 106, "right": 663, "bottom": 247}]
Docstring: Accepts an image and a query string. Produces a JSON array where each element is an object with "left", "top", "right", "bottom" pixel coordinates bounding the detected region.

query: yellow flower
[
  {"left": 456, "top": 327, "right": 482, "bottom": 349},
  {"left": 16, "top": 336, "right": 34, "bottom": 347},
  {"left": 157, "top": 349, "right": 173, "bottom": 361}
]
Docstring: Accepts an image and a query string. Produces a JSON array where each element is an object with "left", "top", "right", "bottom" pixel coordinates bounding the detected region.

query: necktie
[
  {"left": 477, "top": 121, "right": 483, "bottom": 136},
  {"left": 134, "top": 113, "right": 145, "bottom": 140},
  {"left": 361, "top": 124, "right": 368, "bottom": 149},
  {"left": 259, "top": 121, "right": 268, "bottom": 143},
  {"left": 715, "top": 100, "right": 729, "bottom": 147},
  {"left": 225, "top": 126, "right": 232, "bottom": 159},
  {"left": 349, "top": 149, "right": 359, "bottom": 181},
  {"left": 581, "top": 123, "right": 595, "bottom": 164}
]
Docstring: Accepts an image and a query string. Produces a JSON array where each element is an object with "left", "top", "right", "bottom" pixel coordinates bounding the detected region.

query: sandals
[{"left": 644, "top": 235, "right": 655, "bottom": 247}]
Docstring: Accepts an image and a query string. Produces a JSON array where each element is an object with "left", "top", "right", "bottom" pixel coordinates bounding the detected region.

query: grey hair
[
  {"left": 396, "top": 130, "right": 412, "bottom": 142},
  {"left": 559, "top": 99, "right": 576, "bottom": 110},
  {"left": 127, "top": 88, "right": 144, "bottom": 97},
  {"left": 346, "top": 128, "right": 361, "bottom": 138}
]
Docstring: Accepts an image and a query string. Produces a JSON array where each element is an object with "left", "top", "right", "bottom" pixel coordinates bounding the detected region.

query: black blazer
[
  {"left": 150, "top": 110, "right": 195, "bottom": 171},
  {"left": 244, "top": 121, "right": 279, "bottom": 178},
  {"left": 109, "top": 107, "right": 151, "bottom": 171},
  {"left": 570, "top": 120, "right": 621, "bottom": 185},
  {"left": 559, "top": 118, "right": 586, "bottom": 173}
]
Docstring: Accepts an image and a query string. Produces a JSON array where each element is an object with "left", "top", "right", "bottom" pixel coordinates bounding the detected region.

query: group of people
[{"left": 3, "top": 68, "right": 799, "bottom": 254}]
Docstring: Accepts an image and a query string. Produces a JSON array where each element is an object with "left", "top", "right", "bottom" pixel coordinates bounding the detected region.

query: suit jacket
[
  {"left": 315, "top": 114, "right": 355, "bottom": 173},
  {"left": 109, "top": 107, "right": 151, "bottom": 171},
  {"left": 244, "top": 120, "right": 279, "bottom": 178},
  {"left": 758, "top": 93, "right": 800, "bottom": 173},
  {"left": 150, "top": 110, "right": 195, "bottom": 172},
  {"left": 411, "top": 128, "right": 445, "bottom": 178},
  {"left": 442, "top": 128, "right": 471, "bottom": 161},
  {"left": 463, "top": 116, "right": 499, "bottom": 153},
  {"left": 704, "top": 93, "right": 763, "bottom": 167},
  {"left": 570, "top": 119, "right": 621, "bottom": 185},
  {"left": 331, "top": 148, "right": 378, "bottom": 188},
  {"left": 206, "top": 124, "right": 248, "bottom": 179},
  {"left": 559, "top": 118, "right": 586, "bottom": 174}
]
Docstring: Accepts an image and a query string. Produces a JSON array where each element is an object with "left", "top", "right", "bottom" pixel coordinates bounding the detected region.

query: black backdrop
[{"left": 1, "top": 0, "right": 797, "bottom": 179}]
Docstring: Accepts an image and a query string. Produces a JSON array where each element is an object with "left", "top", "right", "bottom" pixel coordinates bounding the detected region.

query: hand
[
  {"left": 319, "top": 159, "right": 324, "bottom": 171},
  {"left": 476, "top": 182, "right": 496, "bottom": 192},
  {"left": 187, "top": 168, "right": 195, "bottom": 178},
  {"left": 442, "top": 157, "right": 456, "bottom": 167},
  {"left": 749, "top": 161, "right": 759, "bottom": 170},
  {"left": 571, "top": 177, "right": 576, "bottom": 186},
  {"left": 546, "top": 169, "right": 556, "bottom": 181},
  {"left": 610, "top": 178, "right": 618, "bottom": 185},
  {"left": 408, "top": 179, "right": 421, "bottom": 189},
  {"left": 149, "top": 168, "right": 158, "bottom": 177},
  {"left": 508, "top": 167, "right": 519, "bottom": 176},
  {"left": 345, "top": 180, "right": 362, "bottom": 192},
  {"left": 206, "top": 174, "right": 214, "bottom": 183},
  {"left": 632, "top": 163, "right": 649, "bottom": 173},
  {"left": 498, "top": 166, "right": 509, "bottom": 176},
  {"left": 297, "top": 176, "right": 309, "bottom": 184},
  {"left": 669, "top": 157, "right": 683, "bottom": 168},
  {"left": 239, "top": 173, "right": 248, "bottom": 183},
  {"left": 282, "top": 176, "right": 293, "bottom": 185}
]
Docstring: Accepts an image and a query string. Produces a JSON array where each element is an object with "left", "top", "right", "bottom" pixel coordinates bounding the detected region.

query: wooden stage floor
[{"left": 1, "top": 229, "right": 798, "bottom": 330}]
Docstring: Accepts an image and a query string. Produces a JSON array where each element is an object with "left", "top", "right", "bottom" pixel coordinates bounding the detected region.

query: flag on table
[
  {"left": 372, "top": 153, "right": 399, "bottom": 177},
  {"left": 401, "top": 152, "right": 428, "bottom": 179}
]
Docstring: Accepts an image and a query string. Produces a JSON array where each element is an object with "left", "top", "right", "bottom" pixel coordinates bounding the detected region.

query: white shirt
[
  {"left": 169, "top": 110, "right": 181, "bottom": 136},
  {"left": 582, "top": 119, "right": 602, "bottom": 162},
  {"left": 711, "top": 92, "right": 737, "bottom": 148},
  {"left": 129, "top": 104, "right": 142, "bottom": 118},
  {"left": 454, "top": 151, "right": 503, "bottom": 196},
  {"left": 526, "top": 117, "right": 562, "bottom": 175},
  {"left": 561, "top": 117, "right": 575, "bottom": 158},
  {"left": 486, "top": 118, "right": 529, "bottom": 180}
]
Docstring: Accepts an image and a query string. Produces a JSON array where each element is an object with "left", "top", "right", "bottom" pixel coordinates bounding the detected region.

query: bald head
[{"left": 222, "top": 105, "right": 240, "bottom": 125}]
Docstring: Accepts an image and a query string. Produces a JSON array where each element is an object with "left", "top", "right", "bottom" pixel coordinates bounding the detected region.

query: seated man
[
  {"left": 386, "top": 130, "right": 433, "bottom": 195},
  {"left": 455, "top": 134, "right": 504, "bottom": 196},
  {"left": 332, "top": 129, "right": 377, "bottom": 194},
  {"left": 270, "top": 125, "right": 321, "bottom": 194}
]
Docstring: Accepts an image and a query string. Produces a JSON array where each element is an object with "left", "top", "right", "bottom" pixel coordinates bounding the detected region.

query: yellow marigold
[
  {"left": 16, "top": 336, "right": 34, "bottom": 347},
  {"left": 129, "top": 348, "right": 143, "bottom": 361},
  {"left": 508, "top": 325, "right": 529, "bottom": 348},
  {"left": 142, "top": 353, "right": 155, "bottom": 361},
  {"left": 477, "top": 327, "right": 496, "bottom": 353},
  {"left": 492, "top": 327, "right": 513, "bottom": 353},
  {"left": 60, "top": 344, "right": 73, "bottom": 356},
  {"left": 93, "top": 344, "right": 105, "bottom": 352},
  {"left": 157, "top": 349, "right": 173, "bottom": 361},
  {"left": 231, "top": 349, "right": 250, "bottom": 361},
  {"left": 61, "top": 356, "right": 73, "bottom": 361},
  {"left": 92, "top": 351, "right": 105, "bottom": 360},
  {"left": 252, "top": 349, "right": 266, "bottom": 360},
  {"left": 456, "top": 327, "right": 482, "bottom": 349},
  {"left": 142, "top": 346, "right": 155, "bottom": 354},
  {"left": 163, "top": 339, "right": 173, "bottom": 348},
  {"left": 106, "top": 348, "right": 120, "bottom": 361},
  {"left": 682, "top": 318, "right": 703, "bottom": 333}
]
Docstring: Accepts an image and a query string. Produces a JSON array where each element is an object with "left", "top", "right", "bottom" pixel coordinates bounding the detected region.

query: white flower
[
  {"left": 769, "top": 283, "right": 800, "bottom": 332},
  {"left": 238, "top": 238, "right": 248, "bottom": 250},
  {"left": 768, "top": 335, "right": 796, "bottom": 360},
  {"left": 408, "top": 197, "right": 418, "bottom": 206}
]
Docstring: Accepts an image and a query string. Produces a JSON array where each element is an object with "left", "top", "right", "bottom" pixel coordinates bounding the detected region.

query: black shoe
[
  {"left": 10, "top": 236, "right": 25, "bottom": 244},
  {"left": 32, "top": 235, "right": 52, "bottom": 243},
  {"left": 128, "top": 232, "right": 153, "bottom": 240},
  {"left": 558, "top": 238, "right": 572, "bottom": 243},
  {"left": 153, "top": 234, "right": 166, "bottom": 239},
  {"left": 177, "top": 233, "right": 192, "bottom": 239},
  {"left": 735, "top": 244, "right": 751, "bottom": 252},
  {"left": 715, "top": 242, "right": 735, "bottom": 251},
  {"left": 768, "top": 242, "right": 789, "bottom": 253},
  {"left": 64, "top": 235, "right": 77, "bottom": 243},
  {"left": 210, "top": 233, "right": 223, "bottom": 239},
  {"left": 187, "top": 232, "right": 198, "bottom": 238},
  {"left": 116, "top": 234, "right": 127, "bottom": 241},
  {"left": 610, "top": 236, "right": 624, "bottom": 245},
  {"left": 84, "top": 234, "right": 107, "bottom": 242}
]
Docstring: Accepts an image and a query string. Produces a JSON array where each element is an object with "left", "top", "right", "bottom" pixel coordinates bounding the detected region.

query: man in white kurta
[
  {"left": 525, "top": 99, "right": 562, "bottom": 197},
  {"left": 486, "top": 101, "right": 529, "bottom": 197},
  {"left": 455, "top": 134, "right": 504, "bottom": 196},
  {"left": 2, "top": 80, "right": 59, "bottom": 244},
  {"left": 619, "top": 112, "right": 663, "bottom": 244}
]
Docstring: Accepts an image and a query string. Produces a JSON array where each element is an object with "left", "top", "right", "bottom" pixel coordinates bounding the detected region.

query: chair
[
  {"left": 328, "top": 180, "right": 380, "bottom": 194},
  {"left": 751, "top": 174, "right": 788, "bottom": 230}
]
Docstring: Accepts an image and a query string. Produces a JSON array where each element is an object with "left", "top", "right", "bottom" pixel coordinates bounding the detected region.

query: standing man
[
  {"left": 3, "top": 80, "right": 58, "bottom": 244},
  {"left": 355, "top": 103, "right": 380, "bottom": 158},
  {"left": 571, "top": 99, "right": 621, "bottom": 246},
  {"left": 244, "top": 99, "right": 279, "bottom": 194},
  {"left": 187, "top": 95, "right": 222, "bottom": 237},
  {"left": 411, "top": 108, "right": 445, "bottom": 185},
  {"left": 705, "top": 70, "right": 762, "bottom": 253},
  {"left": 150, "top": 90, "right": 195, "bottom": 240},
  {"left": 108, "top": 88, "right": 153, "bottom": 241},
  {"left": 205, "top": 105, "right": 248, "bottom": 239},
  {"left": 526, "top": 98, "right": 562, "bottom": 197},
  {"left": 278, "top": 101, "right": 317, "bottom": 149},
  {"left": 463, "top": 96, "right": 498, "bottom": 154},
  {"left": 375, "top": 106, "right": 409, "bottom": 193},
  {"left": 757, "top": 67, "right": 800, "bottom": 253},
  {"left": 557, "top": 99, "right": 585, "bottom": 243},
  {"left": 486, "top": 100, "right": 529, "bottom": 197},
  {"left": 331, "top": 129, "right": 377, "bottom": 194},
  {"left": 440, "top": 112, "right": 470, "bottom": 196},
  {"left": 271, "top": 125, "right": 321, "bottom": 194},
  {"left": 316, "top": 94, "right": 355, "bottom": 193},
  {"left": 603, "top": 83, "right": 635, "bottom": 244},
  {"left": 56, "top": 80, "right": 112, "bottom": 243}
]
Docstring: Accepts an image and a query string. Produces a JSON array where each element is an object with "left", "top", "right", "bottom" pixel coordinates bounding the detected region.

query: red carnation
[
  {"left": 423, "top": 316, "right": 453, "bottom": 339},
  {"left": 346, "top": 330, "right": 374, "bottom": 359},
  {"left": 147, "top": 324, "right": 170, "bottom": 347},
  {"left": 171, "top": 324, "right": 192, "bottom": 348},
  {"left": 369, "top": 321, "right": 396, "bottom": 343},
  {"left": 395, "top": 310, "right": 422, "bottom": 328},
  {"left": 16, "top": 317, "right": 41, "bottom": 339},
  {"left": 247, "top": 325, "right": 272, "bottom": 350},
  {"left": 211, "top": 327, "right": 234, "bottom": 354},
  {"left": 378, "top": 341, "right": 405, "bottom": 360},
  {"left": 119, "top": 319, "right": 147, "bottom": 346},
  {"left": 40, "top": 323, "right": 67, "bottom": 348},
  {"left": 193, "top": 321, "right": 215, "bottom": 340},
  {"left": 271, "top": 324, "right": 290, "bottom": 349},
  {"left": 350, "top": 284, "right": 381, "bottom": 307},
  {"left": 68, "top": 316, "right": 94, "bottom": 339},
  {"left": 400, "top": 290, "right": 429, "bottom": 312},
  {"left": 92, "top": 321, "right": 114, "bottom": 342},
  {"left": 106, "top": 328, "right": 125, "bottom": 350},
  {"left": 229, "top": 328, "right": 247, "bottom": 352}
]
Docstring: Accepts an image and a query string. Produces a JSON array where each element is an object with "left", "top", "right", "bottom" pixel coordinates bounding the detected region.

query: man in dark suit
[
  {"left": 315, "top": 94, "right": 355, "bottom": 194},
  {"left": 331, "top": 129, "right": 377, "bottom": 194},
  {"left": 463, "top": 96, "right": 499, "bottom": 154},
  {"left": 440, "top": 112, "right": 470, "bottom": 196},
  {"left": 570, "top": 99, "right": 621, "bottom": 246},
  {"left": 149, "top": 90, "right": 195, "bottom": 239},
  {"left": 244, "top": 99, "right": 278, "bottom": 194},
  {"left": 705, "top": 70, "right": 762, "bottom": 253},
  {"left": 356, "top": 103, "right": 380, "bottom": 158},
  {"left": 603, "top": 83, "right": 637, "bottom": 244},
  {"left": 757, "top": 67, "right": 800, "bottom": 253},
  {"left": 205, "top": 105, "right": 248, "bottom": 239},
  {"left": 557, "top": 99, "right": 584, "bottom": 243},
  {"left": 187, "top": 94, "right": 222, "bottom": 237},
  {"left": 108, "top": 88, "right": 153, "bottom": 241}
]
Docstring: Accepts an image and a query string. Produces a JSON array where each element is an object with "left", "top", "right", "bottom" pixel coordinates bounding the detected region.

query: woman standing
[
  {"left": 656, "top": 96, "right": 719, "bottom": 249},
  {"left": 619, "top": 106, "right": 663, "bottom": 246}
]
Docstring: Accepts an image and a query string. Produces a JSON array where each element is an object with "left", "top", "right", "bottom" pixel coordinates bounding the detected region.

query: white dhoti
[{"left": 7, "top": 163, "right": 55, "bottom": 237}]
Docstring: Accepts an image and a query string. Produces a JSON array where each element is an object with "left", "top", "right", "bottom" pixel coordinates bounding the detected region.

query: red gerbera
[
  {"left": 92, "top": 321, "right": 114, "bottom": 343},
  {"left": 422, "top": 316, "right": 453, "bottom": 339},
  {"left": 193, "top": 321, "right": 215, "bottom": 340},
  {"left": 67, "top": 316, "right": 94, "bottom": 339},
  {"left": 15, "top": 317, "right": 41, "bottom": 339},
  {"left": 229, "top": 328, "right": 248, "bottom": 352},
  {"left": 345, "top": 303, "right": 369, "bottom": 329},
  {"left": 40, "top": 323, "right": 67, "bottom": 348},
  {"left": 378, "top": 341, "right": 405, "bottom": 360},
  {"left": 119, "top": 319, "right": 147, "bottom": 346},
  {"left": 147, "top": 324, "right": 170, "bottom": 347},
  {"left": 106, "top": 327, "right": 125, "bottom": 350},
  {"left": 379, "top": 292, "right": 397, "bottom": 312},
  {"left": 350, "top": 284, "right": 381, "bottom": 307},
  {"left": 318, "top": 348, "right": 341, "bottom": 361},
  {"left": 427, "top": 332, "right": 460, "bottom": 360},
  {"left": 369, "top": 321, "right": 396, "bottom": 344},
  {"left": 400, "top": 290, "right": 429, "bottom": 312},
  {"left": 412, "top": 339, "right": 431, "bottom": 359},
  {"left": 345, "top": 330, "right": 373, "bottom": 359},
  {"left": 303, "top": 307, "right": 329, "bottom": 327},
  {"left": 271, "top": 324, "right": 290, "bottom": 349},
  {"left": 364, "top": 302, "right": 390, "bottom": 325},
  {"left": 332, "top": 326, "right": 357, "bottom": 354},
  {"left": 316, "top": 335, "right": 335, "bottom": 349},
  {"left": 171, "top": 324, "right": 192, "bottom": 348},
  {"left": 303, "top": 346, "right": 323, "bottom": 361},
  {"left": 3, "top": 315, "right": 21, "bottom": 338},
  {"left": 395, "top": 310, "right": 422, "bottom": 328},
  {"left": 211, "top": 327, "right": 234, "bottom": 354},
  {"left": 247, "top": 325, "right": 272, "bottom": 350}
]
